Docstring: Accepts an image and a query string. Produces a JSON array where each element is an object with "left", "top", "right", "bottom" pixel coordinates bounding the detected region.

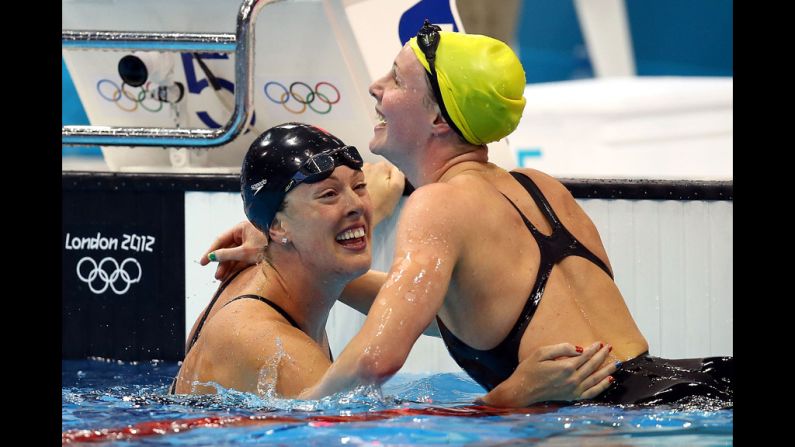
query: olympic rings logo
[
  {"left": 96, "top": 80, "right": 185, "bottom": 113},
  {"left": 76, "top": 256, "right": 142, "bottom": 295},
  {"left": 264, "top": 81, "right": 341, "bottom": 115}
]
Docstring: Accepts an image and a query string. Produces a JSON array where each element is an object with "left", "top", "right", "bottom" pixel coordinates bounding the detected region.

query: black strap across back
[{"left": 436, "top": 171, "right": 613, "bottom": 391}]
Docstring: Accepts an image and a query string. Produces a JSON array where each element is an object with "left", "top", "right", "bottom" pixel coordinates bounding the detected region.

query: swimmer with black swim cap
[
  {"left": 241, "top": 122, "right": 365, "bottom": 235},
  {"left": 172, "top": 122, "right": 378, "bottom": 397}
]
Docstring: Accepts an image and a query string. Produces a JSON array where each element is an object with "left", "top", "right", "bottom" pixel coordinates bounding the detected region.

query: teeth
[
  {"left": 336, "top": 226, "right": 366, "bottom": 241},
  {"left": 376, "top": 111, "right": 386, "bottom": 125}
]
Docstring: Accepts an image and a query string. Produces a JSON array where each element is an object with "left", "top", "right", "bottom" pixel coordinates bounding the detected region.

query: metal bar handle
[
  {"left": 62, "top": 0, "right": 272, "bottom": 148},
  {"left": 62, "top": 30, "right": 237, "bottom": 53}
]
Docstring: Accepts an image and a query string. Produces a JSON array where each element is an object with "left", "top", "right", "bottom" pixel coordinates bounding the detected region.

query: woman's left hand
[{"left": 477, "top": 342, "right": 618, "bottom": 407}]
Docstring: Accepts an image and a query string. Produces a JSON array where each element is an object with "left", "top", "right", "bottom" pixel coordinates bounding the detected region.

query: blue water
[{"left": 62, "top": 359, "right": 732, "bottom": 446}]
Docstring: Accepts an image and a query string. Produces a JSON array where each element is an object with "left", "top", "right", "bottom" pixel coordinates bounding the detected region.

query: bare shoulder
[
  {"left": 200, "top": 299, "right": 297, "bottom": 362},
  {"left": 192, "top": 299, "right": 330, "bottom": 395},
  {"left": 396, "top": 183, "right": 477, "bottom": 257},
  {"left": 404, "top": 182, "right": 472, "bottom": 210},
  {"left": 512, "top": 168, "right": 575, "bottom": 202},
  {"left": 398, "top": 182, "right": 475, "bottom": 235}
]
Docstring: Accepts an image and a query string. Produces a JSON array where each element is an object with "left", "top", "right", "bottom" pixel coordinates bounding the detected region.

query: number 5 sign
[{"left": 179, "top": 52, "right": 258, "bottom": 133}]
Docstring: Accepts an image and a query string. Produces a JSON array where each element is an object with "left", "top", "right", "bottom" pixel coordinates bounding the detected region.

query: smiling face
[
  {"left": 276, "top": 165, "right": 373, "bottom": 280},
  {"left": 368, "top": 45, "right": 438, "bottom": 166}
]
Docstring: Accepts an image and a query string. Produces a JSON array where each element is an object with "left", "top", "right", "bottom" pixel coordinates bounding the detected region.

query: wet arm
[
  {"left": 339, "top": 270, "right": 388, "bottom": 315},
  {"left": 339, "top": 269, "right": 441, "bottom": 338},
  {"left": 299, "top": 186, "right": 462, "bottom": 398}
]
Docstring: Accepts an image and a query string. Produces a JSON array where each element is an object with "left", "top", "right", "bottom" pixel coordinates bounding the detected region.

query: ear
[
  {"left": 430, "top": 113, "right": 454, "bottom": 138},
  {"left": 268, "top": 215, "right": 288, "bottom": 242}
]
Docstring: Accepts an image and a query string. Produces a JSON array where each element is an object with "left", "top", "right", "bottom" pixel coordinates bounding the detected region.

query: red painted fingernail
[
  {"left": 575, "top": 346, "right": 583, "bottom": 353},
  {"left": 608, "top": 345, "right": 612, "bottom": 353},
  {"left": 599, "top": 343, "right": 604, "bottom": 349},
  {"left": 608, "top": 376, "right": 615, "bottom": 383}
]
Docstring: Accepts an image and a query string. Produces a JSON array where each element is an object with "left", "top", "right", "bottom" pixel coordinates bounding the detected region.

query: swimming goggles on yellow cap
[{"left": 415, "top": 19, "right": 467, "bottom": 141}]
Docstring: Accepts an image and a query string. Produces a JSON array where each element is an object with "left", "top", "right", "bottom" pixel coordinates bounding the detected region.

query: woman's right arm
[
  {"left": 338, "top": 270, "right": 387, "bottom": 315},
  {"left": 338, "top": 270, "right": 440, "bottom": 337},
  {"left": 201, "top": 221, "right": 268, "bottom": 280}
]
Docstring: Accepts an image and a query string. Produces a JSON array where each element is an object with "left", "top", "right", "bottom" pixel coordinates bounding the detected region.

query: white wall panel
[
  {"left": 658, "top": 201, "right": 687, "bottom": 358},
  {"left": 683, "top": 201, "right": 712, "bottom": 357},
  {"left": 183, "top": 192, "right": 247, "bottom": 344},
  {"left": 708, "top": 201, "right": 733, "bottom": 355},
  {"left": 606, "top": 200, "right": 636, "bottom": 310},
  {"left": 630, "top": 200, "right": 661, "bottom": 356}
]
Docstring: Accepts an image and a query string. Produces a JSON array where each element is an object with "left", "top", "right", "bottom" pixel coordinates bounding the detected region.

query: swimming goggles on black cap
[{"left": 284, "top": 145, "right": 364, "bottom": 193}]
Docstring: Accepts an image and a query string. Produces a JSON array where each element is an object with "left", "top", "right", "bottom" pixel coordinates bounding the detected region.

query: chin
[
  {"left": 351, "top": 253, "right": 372, "bottom": 275},
  {"left": 352, "top": 264, "right": 370, "bottom": 279},
  {"left": 350, "top": 252, "right": 373, "bottom": 277},
  {"left": 369, "top": 132, "right": 389, "bottom": 154},
  {"left": 334, "top": 257, "right": 371, "bottom": 281}
]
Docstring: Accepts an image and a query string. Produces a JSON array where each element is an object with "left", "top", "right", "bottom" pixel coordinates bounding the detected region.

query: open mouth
[
  {"left": 375, "top": 110, "right": 387, "bottom": 127},
  {"left": 335, "top": 225, "right": 367, "bottom": 250}
]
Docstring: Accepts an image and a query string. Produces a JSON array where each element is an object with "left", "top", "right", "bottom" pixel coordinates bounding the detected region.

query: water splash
[{"left": 62, "top": 360, "right": 733, "bottom": 445}]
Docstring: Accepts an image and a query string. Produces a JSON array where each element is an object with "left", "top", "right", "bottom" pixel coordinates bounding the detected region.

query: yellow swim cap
[{"left": 409, "top": 31, "right": 526, "bottom": 145}]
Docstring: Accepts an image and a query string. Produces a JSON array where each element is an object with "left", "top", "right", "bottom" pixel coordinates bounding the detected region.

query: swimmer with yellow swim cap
[
  {"left": 205, "top": 21, "right": 732, "bottom": 408},
  {"left": 407, "top": 20, "right": 527, "bottom": 146}
]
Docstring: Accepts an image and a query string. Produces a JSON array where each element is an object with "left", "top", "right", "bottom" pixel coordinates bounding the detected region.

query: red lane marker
[
  {"left": 62, "top": 404, "right": 562, "bottom": 444},
  {"left": 62, "top": 415, "right": 301, "bottom": 444}
]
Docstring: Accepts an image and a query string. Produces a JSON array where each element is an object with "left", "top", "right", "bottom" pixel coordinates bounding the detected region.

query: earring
[{"left": 281, "top": 237, "right": 289, "bottom": 245}]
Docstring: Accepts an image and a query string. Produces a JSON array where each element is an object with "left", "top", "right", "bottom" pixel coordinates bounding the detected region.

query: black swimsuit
[
  {"left": 436, "top": 172, "right": 733, "bottom": 407},
  {"left": 169, "top": 268, "right": 332, "bottom": 394},
  {"left": 591, "top": 354, "right": 733, "bottom": 407},
  {"left": 437, "top": 171, "right": 613, "bottom": 391}
]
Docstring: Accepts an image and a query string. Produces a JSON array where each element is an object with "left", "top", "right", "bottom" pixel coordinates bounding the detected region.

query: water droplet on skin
[
  {"left": 256, "top": 337, "right": 288, "bottom": 397},
  {"left": 375, "top": 308, "right": 392, "bottom": 337}
]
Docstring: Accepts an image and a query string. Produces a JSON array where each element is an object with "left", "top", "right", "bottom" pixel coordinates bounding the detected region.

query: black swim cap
[{"left": 241, "top": 122, "right": 363, "bottom": 233}]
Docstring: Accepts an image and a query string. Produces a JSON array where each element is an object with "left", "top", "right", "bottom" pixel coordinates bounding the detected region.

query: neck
[
  {"left": 255, "top": 257, "right": 344, "bottom": 344},
  {"left": 406, "top": 136, "right": 489, "bottom": 186}
]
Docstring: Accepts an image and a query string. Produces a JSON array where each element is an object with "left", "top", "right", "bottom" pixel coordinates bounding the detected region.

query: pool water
[{"left": 62, "top": 359, "right": 732, "bottom": 446}]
